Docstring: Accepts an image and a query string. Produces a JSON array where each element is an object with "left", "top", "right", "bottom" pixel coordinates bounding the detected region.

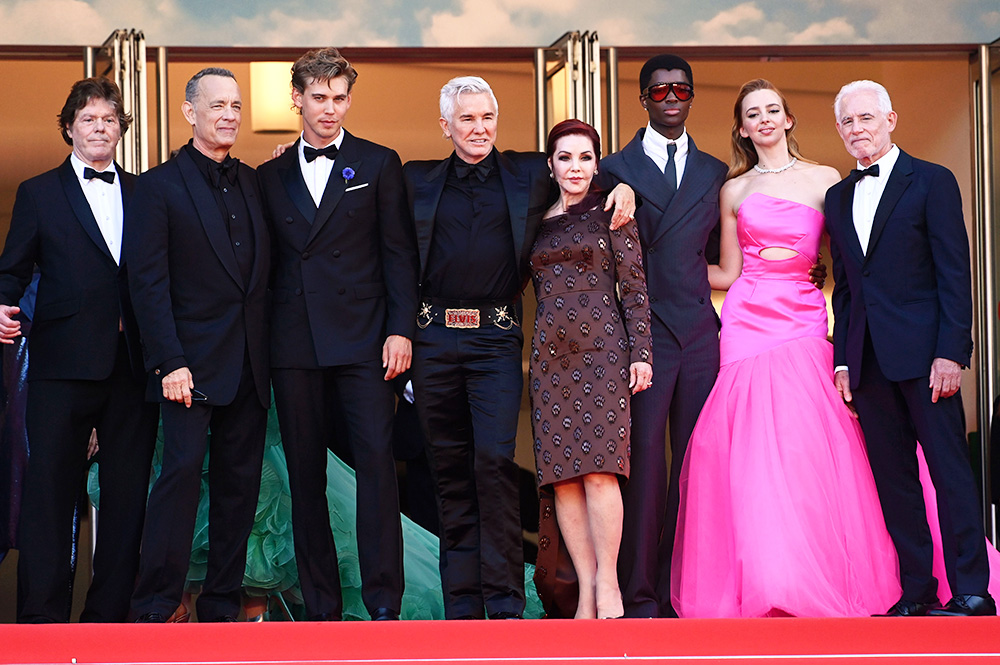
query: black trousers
[
  {"left": 412, "top": 322, "right": 525, "bottom": 619},
  {"left": 17, "top": 336, "right": 158, "bottom": 623},
  {"left": 130, "top": 361, "right": 266, "bottom": 621},
  {"left": 853, "top": 331, "right": 990, "bottom": 603},
  {"left": 272, "top": 361, "right": 403, "bottom": 618},
  {"left": 619, "top": 324, "right": 719, "bottom": 618}
]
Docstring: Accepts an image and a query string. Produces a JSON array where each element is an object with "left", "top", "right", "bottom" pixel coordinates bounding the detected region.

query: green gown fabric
[{"left": 88, "top": 398, "right": 544, "bottom": 620}]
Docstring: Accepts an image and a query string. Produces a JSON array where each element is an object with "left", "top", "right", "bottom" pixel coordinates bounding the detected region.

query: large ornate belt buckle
[{"left": 445, "top": 308, "right": 480, "bottom": 329}]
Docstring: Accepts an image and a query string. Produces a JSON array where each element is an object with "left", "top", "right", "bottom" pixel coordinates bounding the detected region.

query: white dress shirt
[
  {"left": 70, "top": 153, "right": 123, "bottom": 265},
  {"left": 298, "top": 130, "right": 346, "bottom": 207},
  {"left": 852, "top": 144, "right": 900, "bottom": 255},
  {"left": 642, "top": 124, "right": 689, "bottom": 188}
]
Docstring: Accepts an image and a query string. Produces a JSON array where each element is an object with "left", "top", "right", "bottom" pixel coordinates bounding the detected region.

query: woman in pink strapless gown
[
  {"left": 670, "top": 79, "right": 900, "bottom": 618},
  {"left": 672, "top": 79, "right": 999, "bottom": 618}
]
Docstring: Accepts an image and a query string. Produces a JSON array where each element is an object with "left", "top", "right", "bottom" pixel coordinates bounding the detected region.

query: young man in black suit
[
  {"left": 257, "top": 48, "right": 418, "bottom": 621},
  {"left": 0, "top": 78, "right": 159, "bottom": 623},
  {"left": 599, "top": 55, "right": 728, "bottom": 618},
  {"left": 827, "top": 79, "right": 994, "bottom": 617},
  {"left": 127, "top": 68, "right": 271, "bottom": 623}
]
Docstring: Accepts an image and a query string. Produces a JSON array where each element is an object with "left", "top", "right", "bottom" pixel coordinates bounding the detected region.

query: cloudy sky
[{"left": 0, "top": 0, "right": 998, "bottom": 47}]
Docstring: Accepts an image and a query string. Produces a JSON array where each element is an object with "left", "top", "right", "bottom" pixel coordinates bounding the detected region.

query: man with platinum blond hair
[
  {"left": 826, "top": 79, "right": 995, "bottom": 617},
  {"left": 403, "top": 76, "right": 634, "bottom": 619}
]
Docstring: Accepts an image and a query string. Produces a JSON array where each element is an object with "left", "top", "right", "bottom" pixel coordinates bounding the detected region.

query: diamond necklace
[{"left": 753, "top": 157, "right": 797, "bottom": 174}]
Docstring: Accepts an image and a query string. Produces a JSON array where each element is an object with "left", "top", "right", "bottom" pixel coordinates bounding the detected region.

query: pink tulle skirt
[{"left": 672, "top": 336, "right": 900, "bottom": 617}]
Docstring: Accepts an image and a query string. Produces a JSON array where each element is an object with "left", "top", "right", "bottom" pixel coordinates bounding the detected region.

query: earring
[{"left": 549, "top": 171, "right": 554, "bottom": 179}]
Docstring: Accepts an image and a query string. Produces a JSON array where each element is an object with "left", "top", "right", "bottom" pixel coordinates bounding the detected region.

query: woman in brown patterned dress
[{"left": 529, "top": 120, "right": 652, "bottom": 619}]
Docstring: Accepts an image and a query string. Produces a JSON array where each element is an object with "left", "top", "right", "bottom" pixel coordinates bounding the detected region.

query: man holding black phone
[{"left": 126, "top": 67, "right": 271, "bottom": 623}]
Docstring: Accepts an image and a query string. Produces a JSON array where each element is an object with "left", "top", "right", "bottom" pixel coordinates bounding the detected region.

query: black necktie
[
  {"left": 455, "top": 160, "right": 491, "bottom": 182},
  {"left": 663, "top": 143, "right": 677, "bottom": 195},
  {"left": 83, "top": 167, "right": 115, "bottom": 184},
  {"left": 211, "top": 156, "right": 239, "bottom": 187},
  {"left": 304, "top": 144, "right": 339, "bottom": 163},
  {"left": 848, "top": 164, "right": 879, "bottom": 184}
]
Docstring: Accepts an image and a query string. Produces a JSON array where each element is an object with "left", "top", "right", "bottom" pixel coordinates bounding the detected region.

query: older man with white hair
[
  {"left": 403, "top": 77, "right": 633, "bottom": 619},
  {"left": 826, "top": 79, "right": 994, "bottom": 617}
]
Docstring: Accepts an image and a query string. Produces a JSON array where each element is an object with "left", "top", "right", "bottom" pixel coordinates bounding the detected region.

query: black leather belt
[{"left": 417, "top": 298, "right": 519, "bottom": 330}]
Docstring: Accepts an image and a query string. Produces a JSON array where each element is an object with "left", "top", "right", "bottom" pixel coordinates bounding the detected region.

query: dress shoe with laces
[
  {"left": 488, "top": 611, "right": 522, "bottom": 620},
  {"left": 371, "top": 607, "right": 399, "bottom": 621},
  {"left": 928, "top": 594, "right": 997, "bottom": 617},
  {"left": 135, "top": 612, "right": 167, "bottom": 623},
  {"left": 874, "top": 599, "right": 939, "bottom": 617}
]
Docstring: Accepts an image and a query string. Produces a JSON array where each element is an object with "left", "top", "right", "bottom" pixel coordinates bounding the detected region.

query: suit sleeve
[
  {"left": 827, "top": 187, "right": 851, "bottom": 369},
  {"left": 125, "top": 173, "right": 187, "bottom": 375},
  {"left": 925, "top": 167, "right": 974, "bottom": 366},
  {"left": 611, "top": 217, "right": 652, "bottom": 366},
  {"left": 0, "top": 181, "right": 41, "bottom": 306},
  {"left": 378, "top": 150, "right": 419, "bottom": 340}
]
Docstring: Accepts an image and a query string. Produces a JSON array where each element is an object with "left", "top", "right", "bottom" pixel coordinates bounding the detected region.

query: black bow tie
[
  {"left": 211, "top": 156, "right": 239, "bottom": 187},
  {"left": 83, "top": 167, "right": 115, "bottom": 184},
  {"left": 848, "top": 164, "right": 879, "bottom": 184},
  {"left": 304, "top": 144, "right": 339, "bottom": 163},
  {"left": 455, "top": 159, "right": 492, "bottom": 182}
]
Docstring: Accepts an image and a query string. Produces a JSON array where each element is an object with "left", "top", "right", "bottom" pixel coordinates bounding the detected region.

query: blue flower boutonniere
[{"left": 342, "top": 167, "right": 355, "bottom": 184}]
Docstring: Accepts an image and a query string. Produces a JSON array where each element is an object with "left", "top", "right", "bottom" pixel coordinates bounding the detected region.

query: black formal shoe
[
  {"left": 453, "top": 615, "right": 481, "bottom": 620},
  {"left": 370, "top": 607, "right": 399, "bottom": 621},
  {"left": 488, "top": 611, "right": 522, "bottom": 620},
  {"left": 207, "top": 615, "right": 240, "bottom": 622},
  {"left": 135, "top": 612, "right": 167, "bottom": 623},
  {"left": 873, "top": 599, "right": 938, "bottom": 617},
  {"left": 928, "top": 594, "right": 997, "bottom": 617},
  {"left": 307, "top": 612, "right": 341, "bottom": 621}
]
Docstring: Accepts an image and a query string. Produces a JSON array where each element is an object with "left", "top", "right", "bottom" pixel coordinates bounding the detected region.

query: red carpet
[{"left": 2, "top": 617, "right": 999, "bottom": 664}]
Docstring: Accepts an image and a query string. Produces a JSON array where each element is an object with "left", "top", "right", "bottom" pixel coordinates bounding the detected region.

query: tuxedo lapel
[
  {"left": 865, "top": 150, "right": 913, "bottom": 263},
  {"left": 496, "top": 150, "right": 529, "bottom": 265},
  {"left": 177, "top": 149, "right": 244, "bottom": 291},
  {"left": 413, "top": 158, "right": 450, "bottom": 279},
  {"left": 836, "top": 181, "right": 866, "bottom": 264},
  {"left": 276, "top": 139, "right": 316, "bottom": 224},
  {"left": 57, "top": 157, "right": 117, "bottom": 265},
  {"left": 618, "top": 131, "right": 674, "bottom": 214},
  {"left": 309, "top": 131, "right": 358, "bottom": 246},
  {"left": 238, "top": 166, "right": 269, "bottom": 293}
]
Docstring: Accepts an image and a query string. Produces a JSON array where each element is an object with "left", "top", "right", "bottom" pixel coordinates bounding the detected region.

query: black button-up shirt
[
  {"left": 184, "top": 142, "right": 254, "bottom": 286},
  {"left": 423, "top": 152, "right": 518, "bottom": 301}
]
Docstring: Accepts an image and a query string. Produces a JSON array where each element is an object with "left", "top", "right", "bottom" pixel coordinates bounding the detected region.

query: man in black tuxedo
[
  {"left": 599, "top": 55, "right": 727, "bottom": 618},
  {"left": 404, "top": 77, "right": 633, "bottom": 619},
  {"left": 257, "top": 48, "right": 417, "bottom": 621},
  {"left": 826, "top": 79, "right": 994, "bottom": 617},
  {"left": 0, "top": 78, "right": 158, "bottom": 623},
  {"left": 127, "top": 68, "right": 271, "bottom": 622}
]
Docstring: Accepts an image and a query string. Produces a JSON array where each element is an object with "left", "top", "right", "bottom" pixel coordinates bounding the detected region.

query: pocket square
[{"left": 345, "top": 183, "right": 369, "bottom": 192}]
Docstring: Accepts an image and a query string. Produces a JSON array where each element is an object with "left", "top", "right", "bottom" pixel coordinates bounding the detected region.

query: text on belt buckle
[{"left": 445, "top": 308, "right": 480, "bottom": 329}]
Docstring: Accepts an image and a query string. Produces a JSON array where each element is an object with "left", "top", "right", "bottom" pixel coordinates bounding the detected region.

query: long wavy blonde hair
[{"left": 728, "top": 78, "right": 810, "bottom": 180}]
